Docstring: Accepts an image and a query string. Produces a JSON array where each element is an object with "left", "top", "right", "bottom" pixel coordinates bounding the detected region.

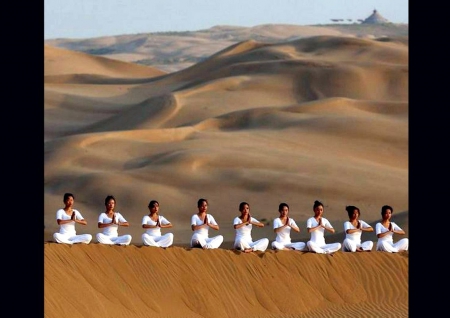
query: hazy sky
[{"left": 44, "top": 0, "right": 408, "bottom": 40}]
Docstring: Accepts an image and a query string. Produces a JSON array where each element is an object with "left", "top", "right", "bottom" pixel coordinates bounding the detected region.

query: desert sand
[
  {"left": 44, "top": 26, "right": 408, "bottom": 317},
  {"left": 44, "top": 243, "right": 408, "bottom": 318}
]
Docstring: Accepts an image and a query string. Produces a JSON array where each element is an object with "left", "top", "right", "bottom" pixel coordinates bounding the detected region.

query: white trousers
[
  {"left": 190, "top": 233, "right": 224, "bottom": 249},
  {"left": 376, "top": 238, "right": 409, "bottom": 253},
  {"left": 53, "top": 233, "right": 92, "bottom": 244},
  {"left": 142, "top": 233, "right": 174, "bottom": 248},
  {"left": 271, "top": 241, "right": 307, "bottom": 251},
  {"left": 307, "top": 241, "right": 342, "bottom": 254},
  {"left": 234, "top": 238, "right": 269, "bottom": 252},
  {"left": 342, "top": 239, "right": 374, "bottom": 252},
  {"left": 96, "top": 233, "right": 132, "bottom": 245}
]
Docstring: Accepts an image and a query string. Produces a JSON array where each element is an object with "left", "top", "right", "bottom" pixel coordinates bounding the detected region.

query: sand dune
[
  {"left": 44, "top": 31, "right": 408, "bottom": 317},
  {"left": 45, "top": 35, "right": 408, "bottom": 245},
  {"left": 44, "top": 45, "right": 166, "bottom": 78},
  {"left": 44, "top": 243, "right": 408, "bottom": 318},
  {"left": 45, "top": 24, "right": 408, "bottom": 72}
]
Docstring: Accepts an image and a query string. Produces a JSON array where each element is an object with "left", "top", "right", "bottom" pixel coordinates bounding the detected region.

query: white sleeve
[
  {"left": 343, "top": 221, "right": 352, "bottom": 231},
  {"left": 160, "top": 216, "right": 170, "bottom": 225},
  {"left": 323, "top": 218, "right": 333, "bottom": 228},
  {"left": 289, "top": 218, "right": 298, "bottom": 228},
  {"left": 392, "top": 222, "right": 402, "bottom": 231},
  {"left": 56, "top": 209, "right": 64, "bottom": 220},
  {"left": 273, "top": 218, "right": 282, "bottom": 229},
  {"left": 250, "top": 217, "right": 259, "bottom": 223},
  {"left": 191, "top": 214, "right": 197, "bottom": 226},
  {"left": 306, "top": 217, "right": 314, "bottom": 228},
  {"left": 116, "top": 213, "right": 127, "bottom": 222},
  {"left": 207, "top": 214, "right": 218, "bottom": 225},
  {"left": 375, "top": 223, "right": 383, "bottom": 234},
  {"left": 74, "top": 210, "right": 84, "bottom": 220},
  {"left": 360, "top": 220, "right": 372, "bottom": 229}
]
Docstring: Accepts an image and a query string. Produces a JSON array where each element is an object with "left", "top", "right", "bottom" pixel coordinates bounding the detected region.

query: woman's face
[
  {"left": 350, "top": 209, "right": 359, "bottom": 221},
  {"left": 150, "top": 203, "right": 159, "bottom": 213},
  {"left": 383, "top": 209, "right": 392, "bottom": 220},
  {"left": 314, "top": 205, "right": 324, "bottom": 217},
  {"left": 106, "top": 199, "right": 115, "bottom": 210},
  {"left": 279, "top": 206, "right": 289, "bottom": 217},
  {"left": 198, "top": 201, "right": 208, "bottom": 213},
  {"left": 240, "top": 204, "right": 249, "bottom": 216},
  {"left": 64, "top": 196, "right": 74, "bottom": 207}
]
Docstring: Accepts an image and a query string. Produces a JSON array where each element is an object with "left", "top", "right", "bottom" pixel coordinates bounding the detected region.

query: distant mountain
[{"left": 44, "top": 23, "right": 408, "bottom": 73}]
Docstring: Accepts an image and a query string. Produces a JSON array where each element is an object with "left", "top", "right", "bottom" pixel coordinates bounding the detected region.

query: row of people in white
[{"left": 53, "top": 194, "right": 408, "bottom": 253}]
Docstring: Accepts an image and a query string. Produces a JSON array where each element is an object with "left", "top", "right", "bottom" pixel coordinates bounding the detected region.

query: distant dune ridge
[
  {"left": 44, "top": 24, "right": 408, "bottom": 317},
  {"left": 44, "top": 23, "right": 408, "bottom": 73}
]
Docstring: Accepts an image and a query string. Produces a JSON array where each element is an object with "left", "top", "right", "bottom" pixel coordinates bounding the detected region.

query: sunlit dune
[
  {"left": 44, "top": 243, "right": 408, "bottom": 318},
  {"left": 45, "top": 31, "right": 408, "bottom": 318},
  {"left": 44, "top": 44, "right": 166, "bottom": 78}
]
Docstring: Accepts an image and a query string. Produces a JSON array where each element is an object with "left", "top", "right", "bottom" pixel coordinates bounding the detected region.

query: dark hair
[
  {"left": 381, "top": 205, "right": 393, "bottom": 217},
  {"left": 148, "top": 200, "right": 159, "bottom": 208},
  {"left": 345, "top": 205, "right": 360, "bottom": 218},
  {"left": 239, "top": 202, "right": 249, "bottom": 211},
  {"left": 198, "top": 198, "right": 208, "bottom": 208},
  {"left": 278, "top": 202, "right": 289, "bottom": 212},
  {"left": 313, "top": 200, "right": 323, "bottom": 210},
  {"left": 63, "top": 193, "right": 74, "bottom": 201},
  {"left": 105, "top": 195, "right": 116, "bottom": 206}
]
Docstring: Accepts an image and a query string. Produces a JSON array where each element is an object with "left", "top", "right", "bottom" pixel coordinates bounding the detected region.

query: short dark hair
[
  {"left": 63, "top": 193, "right": 74, "bottom": 201},
  {"left": 278, "top": 202, "right": 289, "bottom": 212},
  {"left": 198, "top": 198, "right": 208, "bottom": 207}
]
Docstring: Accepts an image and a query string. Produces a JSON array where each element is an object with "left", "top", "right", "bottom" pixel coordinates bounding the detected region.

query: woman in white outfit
[
  {"left": 306, "top": 200, "right": 341, "bottom": 254},
  {"left": 142, "top": 200, "right": 174, "bottom": 248},
  {"left": 271, "top": 203, "right": 306, "bottom": 251},
  {"left": 376, "top": 205, "right": 408, "bottom": 253},
  {"left": 96, "top": 195, "right": 132, "bottom": 246},
  {"left": 342, "top": 205, "right": 374, "bottom": 252},
  {"left": 53, "top": 193, "right": 92, "bottom": 244},
  {"left": 190, "top": 198, "right": 223, "bottom": 249},
  {"left": 233, "top": 202, "right": 269, "bottom": 252}
]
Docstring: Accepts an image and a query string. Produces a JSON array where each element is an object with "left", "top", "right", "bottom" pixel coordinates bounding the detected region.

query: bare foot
[
  {"left": 356, "top": 247, "right": 364, "bottom": 252},
  {"left": 244, "top": 248, "right": 253, "bottom": 253}
]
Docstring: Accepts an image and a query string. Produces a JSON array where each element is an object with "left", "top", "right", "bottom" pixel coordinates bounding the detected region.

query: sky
[{"left": 44, "top": 0, "right": 408, "bottom": 40}]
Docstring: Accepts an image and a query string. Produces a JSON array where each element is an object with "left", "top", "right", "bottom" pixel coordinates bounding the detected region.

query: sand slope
[{"left": 44, "top": 243, "right": 408, "bottom": 318}]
